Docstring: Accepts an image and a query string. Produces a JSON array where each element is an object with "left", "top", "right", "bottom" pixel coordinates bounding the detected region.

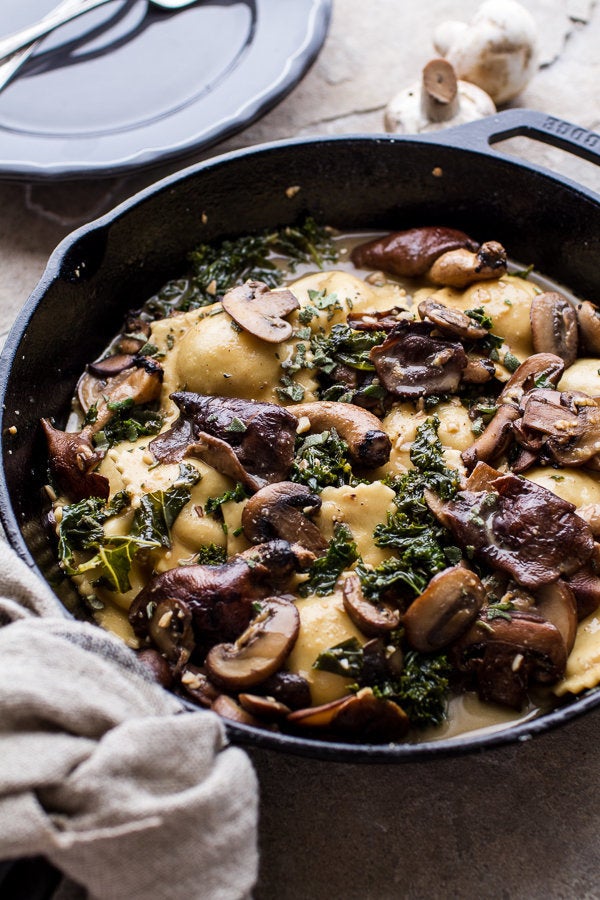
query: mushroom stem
[{"left": 421, "top": 58, "right": 459, "bottom": 122}]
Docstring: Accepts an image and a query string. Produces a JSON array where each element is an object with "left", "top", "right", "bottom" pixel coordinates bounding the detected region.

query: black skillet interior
[{"left": 2, "top": 108, "right": 600, "bottom": 761}]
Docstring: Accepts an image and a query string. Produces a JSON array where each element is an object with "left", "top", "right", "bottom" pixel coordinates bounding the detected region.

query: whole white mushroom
[
  {"left": 385, "top": 58, "right": 495, "bottom": 135},
  {"left": 434, "top": 0, "right": 539, "bottom": 105}
]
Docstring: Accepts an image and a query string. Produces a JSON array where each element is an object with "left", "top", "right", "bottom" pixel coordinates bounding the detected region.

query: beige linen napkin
[{"left": 0, "top": 541, "right": 258, "bottom": 900}]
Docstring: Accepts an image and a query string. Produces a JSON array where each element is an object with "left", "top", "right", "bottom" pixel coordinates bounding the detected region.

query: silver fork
[{"left": 0, "top": 0, "right": 84, "bottom": 94}]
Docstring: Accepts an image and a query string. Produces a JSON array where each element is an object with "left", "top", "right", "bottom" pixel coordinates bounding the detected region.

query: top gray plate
[{"left": 0, "top": 0, "right": 331, "bottom": 180}]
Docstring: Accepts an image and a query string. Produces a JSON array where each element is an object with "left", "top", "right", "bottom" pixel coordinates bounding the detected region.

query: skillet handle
[{"left": 428, "top": 108, "right": 600, "bottom": 168}]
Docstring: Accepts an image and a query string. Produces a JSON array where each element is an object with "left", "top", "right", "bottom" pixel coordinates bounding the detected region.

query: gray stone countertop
[{"left": 2, "top": 1, "right": 600, "bottom": 897}]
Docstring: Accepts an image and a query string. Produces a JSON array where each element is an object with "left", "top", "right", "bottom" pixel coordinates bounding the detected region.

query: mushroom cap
[
  {"left": 221, "top": 280, "right": 300, "bottom": 343},
  {"left": 403, "top": 565, "right": 487, "bottom": 653},
  {"left": 205, "top": 597, "right": 300, "bottom": 690},
  {"left": 286, "top": 401, "right": 391, "bottom": 469},
  {"left": 530, "top": 292, "right": 578, "bottom": 367},
  {"left": 342, "top": 572, "right": 401, "bottom": 637},
  {"left": 241, "top": 481, "right": 327, "bottom": 554},
  {"left": 370, "top": 321, "right": 467, "bottom": 398}
]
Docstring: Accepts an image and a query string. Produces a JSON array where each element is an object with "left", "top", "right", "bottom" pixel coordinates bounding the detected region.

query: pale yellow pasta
[
  {"left": 524, "top": 467, "right": 600, "bottom": 508},
  {"left": 557, "top": 358, "right": 600, "bottom": 395},
  {"left": 286, "top": 591, "right": 365, "bottom": 705},
  {"left": 317, "top": 481, "right": 397, "bottom": 567},
  {"left": 554, "top": 613, "right": 600, "bottom": 697}
]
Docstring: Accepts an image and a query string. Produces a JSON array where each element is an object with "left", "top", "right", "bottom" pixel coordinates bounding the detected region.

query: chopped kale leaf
[
  {"left": 300, "top": 523, "right": 359, "bottom": 596},
  {"left": 290, "top": 429, "right": 359, "bottom": 493}
]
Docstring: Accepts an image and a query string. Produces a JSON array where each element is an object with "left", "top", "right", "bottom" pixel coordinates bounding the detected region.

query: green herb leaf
[{"left": 300, "top": 523, "right": 359, "bottom": 596}]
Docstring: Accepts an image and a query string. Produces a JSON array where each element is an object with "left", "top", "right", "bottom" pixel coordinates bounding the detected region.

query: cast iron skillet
[{"left": 2, "top": 108, "right": 600, "bottom": 763}]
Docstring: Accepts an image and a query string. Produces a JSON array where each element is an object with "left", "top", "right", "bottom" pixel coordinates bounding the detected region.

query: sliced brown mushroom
[
  {"left": 451, "top": 610, "right": 567, "bottom": 709},
  {"left": 242, "top": 482, "right": 326, "bottom": 553},
  {"left": 402, "top": 565, "right": 486, "bottom": 652},
  {"left": 530, "top": 291, "right": 578, "bottom": 367},
  {"left": 515, "top": 389, "right": 600, "bottom": 468},
  {"left": 350, "top": 226, "right": 478, "bottom": 278},
  {"left": 238, "top": 693, "right": 291, "bottom": 721},
  {"left": 147, "top": 597, "right": 195, "bottom": 672},
  {"left": 342, "top": 573, "right": 401, "bottom": 636},
  {"left": 178, "top": 665, "right": 220, "bottom": 707},
  {"left": 331, "top": 687, "right": 410, "bottom": 741},
  {"left": 426, "top": 472, "right": 595, "bottom": 590},
  {"left": 221, "top": 280, "right": 300, "bottom": 343},
  {"left": 211, "top": 694, "right": 263, "bottom": 727},
  {"left": 462, "top": 356, "right": 496, "bottom": 384},
  {"left": 576, "top": 300, "right": 600, "bottom": 354},
  {"left": 417, "top": 298, "right": 489, "bottom": 340},
  {"left": 150, "top": 392, "right": 298, "bottom": 487},
  {"left": 77, "top": 356, "right": 163, "bottom": 421},
  {"left": 205, "top": 597, "right": 300, "bottom": 690},
  {"left": 369, "top": 321, "right": 467, "bottom": 398},
  {"left": 498, "top": 353, "right": 564, "bottom": 407},
  {"left": 41, "top": 419, "right": 109, "bottom": 501},
  {"left": 461, "top": 404, "right": 520, "bottom": 472},
  {"left": 288, "top": 687, "right": 409, "bottom": 741},
  {"left": 427, "top": 241, "right": 507, "bottom": 288},
  {"left": 285, "top": 400, "right": 391, "bottom": 468},
  {"left": 534, "top": 580, "right": 578, "bottom": 655}
]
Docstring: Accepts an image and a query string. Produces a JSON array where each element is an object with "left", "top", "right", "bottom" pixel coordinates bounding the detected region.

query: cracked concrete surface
[{"left": 1, "top": 3, "right": 600, "bottom": 897}]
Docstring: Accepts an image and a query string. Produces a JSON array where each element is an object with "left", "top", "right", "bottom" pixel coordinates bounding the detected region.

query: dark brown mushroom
[
  {"left": 369, "top": 321, "right": 467, "bottom": 398},
  {"left": 402, "top": 565, "right": 486, "bottom": 652},
  {"left": 451, "top": 610, "right": 567, "bottom": 709},
  {"left": 350, "top": 226, "right": 478, "bottom": 278},
  {"left": 255, "top": 671, "right": 312, "bottom": 710},
  {"left": 565, "top": 542, "right": 600, "bottom": 619},
  {"left": 136, "top": 648, "right": 174, "bottom": 688},
  {"left": 461, "top": 404, "right": 520, "bottom": 472},
  {"left": 417, "top": 298, "right": 489, "bottom": 340},
  {"left": 285, "top": 401, "right": 391, "bottom": 468},
  {"left": 221, "top": 280, "right": 300, "bottom": 343},
  {"left": 427, "top": 241, "right": 507, "bottom": 288},
  {"left": 576, "top": 300, "right": 600, "bottom": 354},
  {"left": 426, "top": 472, "right": 595, "bottom": 590},
  {"left": 150, "top": 392, "right": 298, "bottom": 487},
  {"left": 129, "top": 539, "right": 311, "bottom": 651},
  {"left": 205, "top": 597, "right": 300, "bottom": 690},
  {"left": 342, "top": 573, "right": 401, "bottom": 636},
  {"left": 41, "top": 419, "right": 109, "bottom": 501},
  {"left": 242, "top": 481, "right": 326, "bottom": 553},
  {"left": 530, "top": 291, "right": 578, "bottom": 367}
]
